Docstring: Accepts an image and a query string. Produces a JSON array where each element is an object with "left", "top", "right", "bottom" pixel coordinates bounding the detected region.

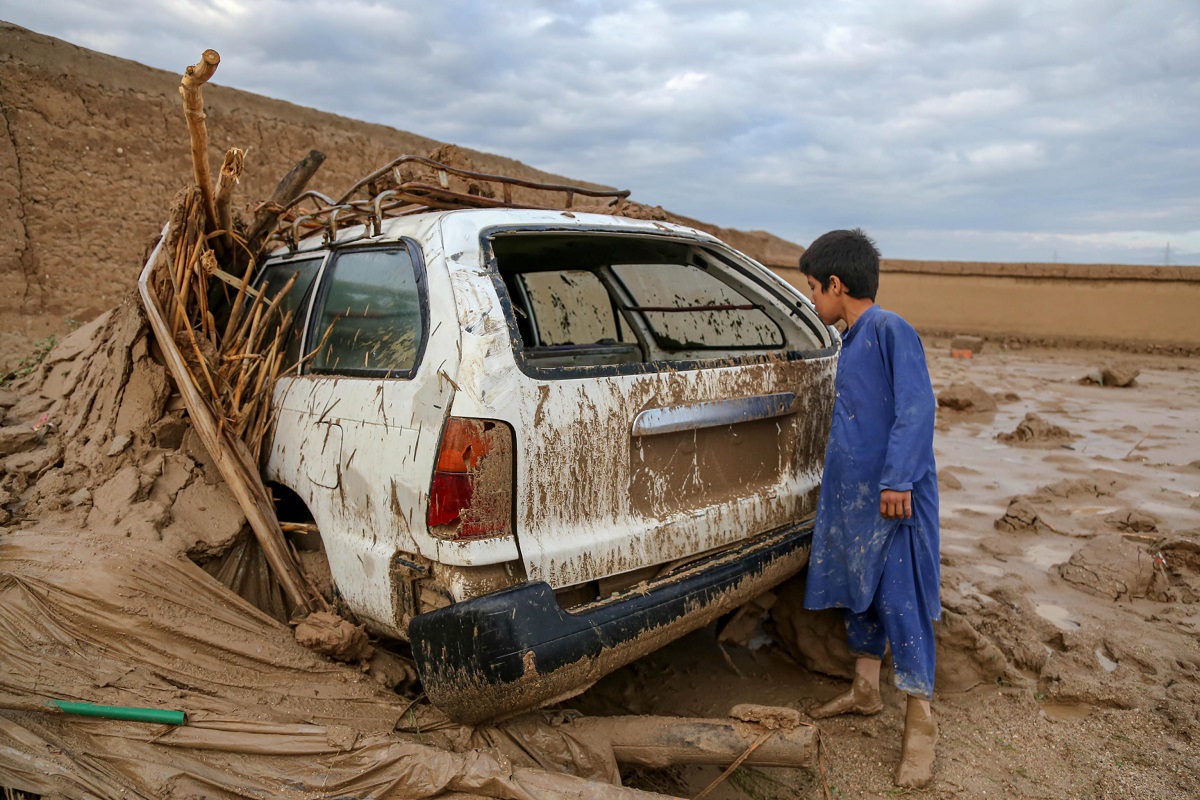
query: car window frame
[
  {"left": 482, "top": 224, "right": 836, "bottom": 380},
  {"left": 302, "top": 239, "right": 431, "bottom": 380}
]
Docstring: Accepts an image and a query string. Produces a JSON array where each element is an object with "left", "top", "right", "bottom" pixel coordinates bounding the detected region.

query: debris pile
[
  {"left": 936, "top": 381, "right": 998, "bottom": 413},
  {"left": 1079, "top": 362, "right": 1141, "bottom": 387},
  {"left": 995, "top": 411, "right": 1076, "bottom": 446}
]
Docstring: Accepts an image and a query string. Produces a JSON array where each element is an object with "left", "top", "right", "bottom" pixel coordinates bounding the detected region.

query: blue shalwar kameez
[{"left": 804, "top": 305, "right": 941, "bottom": 697}]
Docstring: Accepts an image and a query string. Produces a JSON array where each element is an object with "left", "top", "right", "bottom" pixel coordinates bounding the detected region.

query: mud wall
[
  {"left": 0, "top": 23, "right": 803, "bottom": 372},
  {"left": 775, "top": 260, "right": 1200, "bottom": 351}
]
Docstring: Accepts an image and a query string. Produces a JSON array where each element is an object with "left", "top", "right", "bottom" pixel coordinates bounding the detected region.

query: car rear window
[
  {"left": 491, "top": 231, "right": 823, "bottom": 375},
  {"left": 517, "top": 270, "right": 635, "bottom": 346},
  {"left": 612, "top": 262, "right": 784, "bottom": 350}
]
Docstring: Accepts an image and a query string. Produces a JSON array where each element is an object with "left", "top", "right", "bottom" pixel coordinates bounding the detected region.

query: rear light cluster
[{"left": 428, "top": 417, "right": 515, "bottom": 541}]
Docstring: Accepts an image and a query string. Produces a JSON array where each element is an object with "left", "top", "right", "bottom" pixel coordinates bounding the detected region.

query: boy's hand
[{"left": 880, "top": 489, "right": 913, "bottom": 520}]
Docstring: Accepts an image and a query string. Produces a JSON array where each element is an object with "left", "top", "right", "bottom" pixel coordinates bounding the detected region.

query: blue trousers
[{"left": 844, "top": 524, "right": 937, "bottom": 698}]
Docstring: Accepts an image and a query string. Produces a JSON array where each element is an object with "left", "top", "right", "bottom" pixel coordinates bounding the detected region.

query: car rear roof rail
[{"left": 262, "top": 155, "right": 632, "bottom": 253}]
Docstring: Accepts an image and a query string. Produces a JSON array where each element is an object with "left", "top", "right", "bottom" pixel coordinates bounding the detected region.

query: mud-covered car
[{"left": 256, "top": 178, "right": 838, "bottom": 722}]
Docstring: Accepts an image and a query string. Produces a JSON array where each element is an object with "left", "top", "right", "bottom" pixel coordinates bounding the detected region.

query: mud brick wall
[{"left": 776, "top": 261, "right": 1200, "bottom": 352}]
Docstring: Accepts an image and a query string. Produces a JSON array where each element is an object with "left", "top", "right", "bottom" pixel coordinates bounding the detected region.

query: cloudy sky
[{"left": 5, "top": 1, "right": 1198, "bottom": 265}]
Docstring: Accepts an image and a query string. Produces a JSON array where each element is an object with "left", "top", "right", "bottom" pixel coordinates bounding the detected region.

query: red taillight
[{"left": 428, "top": 417, "right": 514, "bottom": 541}]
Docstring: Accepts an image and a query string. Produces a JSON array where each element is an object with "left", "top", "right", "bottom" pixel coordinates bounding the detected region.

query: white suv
[{"left": 256, "top": 173, "right": 837, "bottom": 722}]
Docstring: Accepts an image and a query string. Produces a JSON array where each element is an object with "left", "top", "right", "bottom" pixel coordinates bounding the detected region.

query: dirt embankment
[{"left": 0, "top": 23, "right": 801, "bottom": 373}]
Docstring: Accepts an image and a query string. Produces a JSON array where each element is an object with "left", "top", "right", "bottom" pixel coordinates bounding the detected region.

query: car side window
[
  {"left": 310, "top": 246, "right": 425, "bottom": 376},
  {"left": 254, "top": 256, "right": 323, "bottom": 367}
]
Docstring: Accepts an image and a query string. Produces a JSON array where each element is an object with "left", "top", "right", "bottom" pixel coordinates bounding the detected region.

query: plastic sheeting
[{"left": 0, "top": 529, "right": 673, "bottom": 799}]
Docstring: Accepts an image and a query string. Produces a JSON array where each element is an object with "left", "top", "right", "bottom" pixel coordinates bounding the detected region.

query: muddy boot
[
  {"left": 894, "top": 695, "right": 937, "bottom": 788},
  {"left": 809, "top": 673, "right": 883, "bottom": 719}
]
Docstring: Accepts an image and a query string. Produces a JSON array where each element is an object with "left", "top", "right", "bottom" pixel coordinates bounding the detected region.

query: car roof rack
[{"left": 262, "top": 155, "right": 631, "bottom": 253}]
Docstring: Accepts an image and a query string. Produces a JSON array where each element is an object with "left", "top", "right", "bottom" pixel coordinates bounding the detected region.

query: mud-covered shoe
[
  {"left": 808, "top": 673, "right": 884, "bottom": 719},
  {"left": 894, "top": 696, "right": 938, "bottom": 788}
]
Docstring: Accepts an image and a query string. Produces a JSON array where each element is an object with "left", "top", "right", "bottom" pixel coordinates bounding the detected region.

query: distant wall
[{"left": 773, "top": 260, "right": 1200, "bottom": 351}]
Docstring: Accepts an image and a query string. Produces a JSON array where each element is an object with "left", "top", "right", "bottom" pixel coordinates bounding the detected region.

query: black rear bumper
[{"left": 409, "top": 520, "right": 812, "bottom": 724}]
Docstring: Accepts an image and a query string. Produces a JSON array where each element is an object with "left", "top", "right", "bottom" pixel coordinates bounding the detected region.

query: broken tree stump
[{"left": 214, "top": 147, "right": 245, "bottom": 252}]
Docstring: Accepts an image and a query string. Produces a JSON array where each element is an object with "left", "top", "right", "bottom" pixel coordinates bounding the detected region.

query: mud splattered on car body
[{"left": 259, "top": 207, "right": 838, "bottom": 721}]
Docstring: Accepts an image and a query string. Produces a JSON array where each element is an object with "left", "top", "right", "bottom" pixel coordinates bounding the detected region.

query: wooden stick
[
  {"left": 215, "top": 147, "right": 245, "bottom": 252},
  {"left": 568, "top": 715, "right": 815, "bottom": 769},
  {"left": 693, "top": 729, "right": 775, "bottom": 800},
  {"left": 230, "top": 303, "right": 265, "bottom": 417},
  {"left": 237, "top": 336, "right": 279, "bottom": 441},
  {"left": 208, "top": 266, "right": 261, "bottom": 298},
  {"left": 250, "top": 349, "right": 287, "bottom": 462},
  {"left": 172, "top": 232, "right": 203, "bottom": 335},
  {"left": 246, "top": 149, "right": 327, "bottom": 254},
  {"left": 244, "top": 272, "right": 297, "bottom": 359},
  {"left": 220, "top": 238, "right": 262, "bottom": 346},
  {"left": 198, "top": 250, "right": 218, "bottom": 344},
  {"left": 179, "top": 49, "right": 221, "bottom": 234}
]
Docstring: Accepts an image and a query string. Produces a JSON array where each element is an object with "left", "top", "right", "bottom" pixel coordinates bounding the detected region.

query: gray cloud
[{"left": 4, "top": 0, "right": 1197, "bottom": 264}]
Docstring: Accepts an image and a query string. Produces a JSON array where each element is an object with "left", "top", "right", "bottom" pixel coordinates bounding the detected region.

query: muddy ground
[
  {"left": 3, "top": 309, "right": 1195, "bottom": 799},
  {"left": 571, "top": 342, "right": 1200, "bottom": 799}
]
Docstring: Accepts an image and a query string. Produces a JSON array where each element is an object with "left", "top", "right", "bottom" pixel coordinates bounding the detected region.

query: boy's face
[{"left": 806, "top": 274, "right": 845, "bottom": 326}]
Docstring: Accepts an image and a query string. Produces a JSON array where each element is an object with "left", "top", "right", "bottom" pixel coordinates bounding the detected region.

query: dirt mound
[
  {"left": 936, "top": 382, "right": 997, "bottom": 413},
  {"left": 1039, "top": 474, "right": 1125, "bottom": 498},
  {"left": 1156, "top": 536, "right": 1200, "bottom": 603},
  {"left": 769, "top": 575, "right": 1011, "bottom": 694},
  {"left": 938, "top": 469, "right": 963, "bottom": 490},
  {"left": 996, "top": 412, "right": 1076, "bottom": 446},
  {"left": 993, "top": 478, "right": 1127, "bottom": 536},
  {"left": 1, "top": 298, "right": 249, "bottom": 558},
  {"left": 293, "top": 611, "right": 375, "bottom": 664},
  {"left": 1079, "top": 362, "right": 1141, "bottom": 387},
  {"left": 994, "top": 495, "right": 1056, "bottom": 533},
  {"left": 1057, "top": 536, "right": 1167, "bottom": 600},
  {"left": 1104, "top": 507, "right": 1160, "bottom": 532}
]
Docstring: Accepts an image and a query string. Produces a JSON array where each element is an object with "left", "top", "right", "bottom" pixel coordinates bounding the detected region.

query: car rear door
[{"left": 446, "top": 218, "right": 837, "bottom": 597}]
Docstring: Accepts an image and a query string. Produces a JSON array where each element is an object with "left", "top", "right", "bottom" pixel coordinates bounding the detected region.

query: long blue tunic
[{"left": 804, "top": 305, "right": 941, "bottom": 617}]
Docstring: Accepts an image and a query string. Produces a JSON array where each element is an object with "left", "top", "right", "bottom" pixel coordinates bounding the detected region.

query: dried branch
[
  {"left": 179, "top": 49, "right": 221, "bottom": 234},
  {"left": 246, "top": 149, "right": 326, "bottom": 255},
  {"left": 143, "top": 187, "right": 325, "bottom": 616},
  {"left": 215, "top": 147, "right": 245, "bottom": 252}
]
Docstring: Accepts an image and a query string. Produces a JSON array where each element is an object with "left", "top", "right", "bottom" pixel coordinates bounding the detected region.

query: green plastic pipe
[{"left": 48, "top": 700, "right": 186, "bottom": 726}]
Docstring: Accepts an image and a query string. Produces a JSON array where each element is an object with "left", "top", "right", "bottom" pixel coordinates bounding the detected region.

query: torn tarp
[{"left": 0, "top": 529, "right": 671, "bottom": 799}]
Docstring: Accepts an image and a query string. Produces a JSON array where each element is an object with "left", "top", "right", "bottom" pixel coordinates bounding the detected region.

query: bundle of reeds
[
  {"left": 154, "top": 184, "right": 297, "bottom": 464},
  {"left": 139, "top": 50, "right": 336, "bottom": 623}
]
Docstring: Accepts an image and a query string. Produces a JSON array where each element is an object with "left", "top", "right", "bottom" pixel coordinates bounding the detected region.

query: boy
[{"left": 800, "top": 229, "right": 940, "bottom": 789}]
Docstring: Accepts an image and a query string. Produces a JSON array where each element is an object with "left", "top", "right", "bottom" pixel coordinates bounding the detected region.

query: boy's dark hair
[{"left": 798, "top": 228, "right": 880, "bottom": 300}]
